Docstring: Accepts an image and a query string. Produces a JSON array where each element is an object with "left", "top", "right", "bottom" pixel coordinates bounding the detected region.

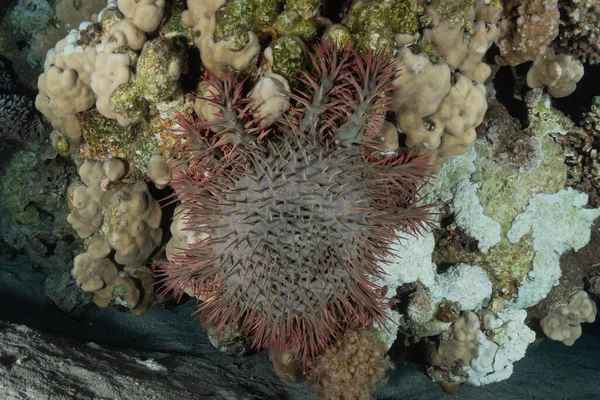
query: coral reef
[
  {"left": 466, "top": 309, "right": 535, "bottom": 386},
  {"left": 66, "top": 158, "right": 160, "bottom": 312},
  {"left": 0, "top": 59, "right": 43, "bottom": 143},
  {"left": 2, "top": 0, "right": 597, "bottom": 396},
  {"left": 557, "top": 96, "right": 600, "bottom": 206},
  {"left": 390, "top": 0, "right": 502, "bottom": 170},
  {"left": 558, "top": 0, "right": 600, "bottom": 64}
]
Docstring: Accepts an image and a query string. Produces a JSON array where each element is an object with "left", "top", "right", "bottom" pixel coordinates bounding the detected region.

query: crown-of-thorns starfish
[{"left": 159, "top": 42, "right": 435, "bottom": 367}]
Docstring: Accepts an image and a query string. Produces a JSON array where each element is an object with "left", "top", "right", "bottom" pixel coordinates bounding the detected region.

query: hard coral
[
  {"left": 160, "top": 44, "right": 435, "bottom": 367},
  {"left": 495, "top": 0, "right": 560, "bottom": 66},
  {"left": 308, "top": 328, "right": 390, "bottom": 400},
  {"left": 526, "top": 48, "right": 584, "bottom": 98},
  {"left": 540, "top": 290, "right": 597, "bottom": 345},
  {"left": 558, "top": 0, "right": 600, "bottom": 64}
]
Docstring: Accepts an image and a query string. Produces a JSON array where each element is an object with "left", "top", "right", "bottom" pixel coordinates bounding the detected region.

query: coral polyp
[{"left": 160, "top": 44, "right": 435, "bottom": 367}]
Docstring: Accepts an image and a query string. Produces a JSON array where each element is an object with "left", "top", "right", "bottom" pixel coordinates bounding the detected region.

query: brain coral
[{"left": 160, "top": 44, "right": 435, "bottom": 366}]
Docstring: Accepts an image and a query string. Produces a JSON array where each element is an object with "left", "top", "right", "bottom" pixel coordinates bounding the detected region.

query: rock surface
[{"left": 1, "top": 254, "right": 600, "bottom": 399}]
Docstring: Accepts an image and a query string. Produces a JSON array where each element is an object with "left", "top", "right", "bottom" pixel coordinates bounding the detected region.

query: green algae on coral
[
  {"left": 322, "top": 24, "right": 353, "bottom": 48},
  {"left": 432, "top": 135, "right": 568, "bottom": 299},
  {"left": 417, "top": 36, "right": 453, "bottom": 63},
  {"left": 77, "top": 107, "right": 181, "bottom": 173},
  {"left": 130, "top": 39, "right": 182, "bottom": 104},
  {"left": 77, "top": 109, "right": 133, "bottom": 162},
  {"left": 272, "top": 0, "right": 321, "bottom": 41},
  {"left": 472, "top": 138, "right": 567, "bottom": 234},
  {"left": 109, "top": 38, "right": 183, "bottom": 124},
  {"left": 215, "top": 0, "right": 284, "bottom": 51},
  {"left": 434, "top": 232, "right": 535, "bottom": 299},
  {"left": 345, "top": 0, "right": 418, "bottom": 54},
  {"left": 270, "top": 35, "right": 308, "bottom": 83},
  {"left": 160, "top": 4, "right": 188, "bottom": 44},
  {"left": 419, "top": 0, "right": 475, "bottom": 29},
  {"left": 528, "top": 95, "right": 575, "bottom": 137}
]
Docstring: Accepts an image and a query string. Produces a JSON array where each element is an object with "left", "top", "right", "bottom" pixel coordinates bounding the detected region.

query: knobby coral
[
  {"left": 308, "top": 327, "right": 391, "bottom": 400},
  {"left": 159, "top": 44, "right": 435, "bottom": 367}
]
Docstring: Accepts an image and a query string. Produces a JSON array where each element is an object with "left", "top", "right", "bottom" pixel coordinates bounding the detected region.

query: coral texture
[
  {"left": 308, "top": 328, "right": 390, "bottom": 400},
  {"left": 160, "top": 44, "right": 434, "bottom": 366},
  {"left": 526, "top": 48, "right": 584, "bottom": 98},
  {"left": 0, "top": 60, "right": 43, "bottom": 142},
  {"left": 495, "top": 0, "right": 560, "bottom": 66},
  {"left": 558, "top": 0, "right": 600, "bottom": 64}
]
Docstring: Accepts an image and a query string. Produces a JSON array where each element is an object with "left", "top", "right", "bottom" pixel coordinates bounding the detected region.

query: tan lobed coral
[
  {"left": 35, "top": 26, "right": 98, "bottom": 142},
  {"left": 146, "top": 154, "right": 172, "bottom": 190},
  {"left": 32, "top": 0, "right": 106, "bottom": 61},
  {"left": 117, "top": 0, "right": 166, "bottom": 33},
  {"left": 526, "top": 48, "right": 585, "bottom": 98},
  {"left": 540, "top": 290, "right": 597, "bottom": 346},
  {"left": 72, "top": 235, "right": 154, "bottom": 315},
  {"left": 495, "top": 0, "right": 560, "bottom": 66},
  {"left": 68, "top": 159, "right": 164, "bottom": 265},
  {"left": 102, "top": 180, "right": 162, "bottom": 266},
  {"left": 181, "top": 0, "right": 260, "bottom": 76},
  {"left": 164, "top": 204, "right": 210, "bottom": 298},
  {"left": 393, "top": 0, "right": 500, "bottom": 171},
  {"left": 67, "top": 158, "right": 161, "bottom": 314},
  {"left": 427, "top": 311, "right": 481, "bottom": 366},
  {"left": 308, "top": 328, "right": 390, "bottom": 400}
]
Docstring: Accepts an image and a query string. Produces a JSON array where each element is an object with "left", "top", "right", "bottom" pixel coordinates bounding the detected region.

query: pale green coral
[
  {"left": 431, "top": 137, "right": 580, "bottom": 300},
  {"left": 507, "top": 188, "right": 600, "bottom": 308},
  {"left": 529, "top": 95, "right": 575, "bottom": 137},
  {"left": 472, "top": 138, "right": 567, "bottom": 233},
  {"left": 419, "top": 0, "right": 475, "bottom": 29},
  {"left": 322, "top": 24, "right": 353, "bottom": 48},
  {"left": 435, "top": 233, "right": 535, "bottom": 299},
  {"left": 270, "top": 36, "right": 308, "bottom": 83},
  {"left": 433, "top": 145, "right": 501, "bottom": 252}
]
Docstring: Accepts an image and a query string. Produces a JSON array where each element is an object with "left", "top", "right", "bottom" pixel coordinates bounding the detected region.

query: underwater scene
[{"left": 0, "top": 0, "right": 599, "bottom": 399}]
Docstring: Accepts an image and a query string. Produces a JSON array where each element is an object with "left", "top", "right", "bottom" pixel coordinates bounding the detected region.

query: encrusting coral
[{"left": 159, "top": 44, "right": 435, "bottom": 367}]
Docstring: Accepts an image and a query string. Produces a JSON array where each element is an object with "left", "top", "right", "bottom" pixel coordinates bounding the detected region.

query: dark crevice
[
  {"left": 552, "top": 64, "right": 600, "bottom": 124},
  {"left": 492, "top": 64, "right": 530, "bottom": 127}
]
